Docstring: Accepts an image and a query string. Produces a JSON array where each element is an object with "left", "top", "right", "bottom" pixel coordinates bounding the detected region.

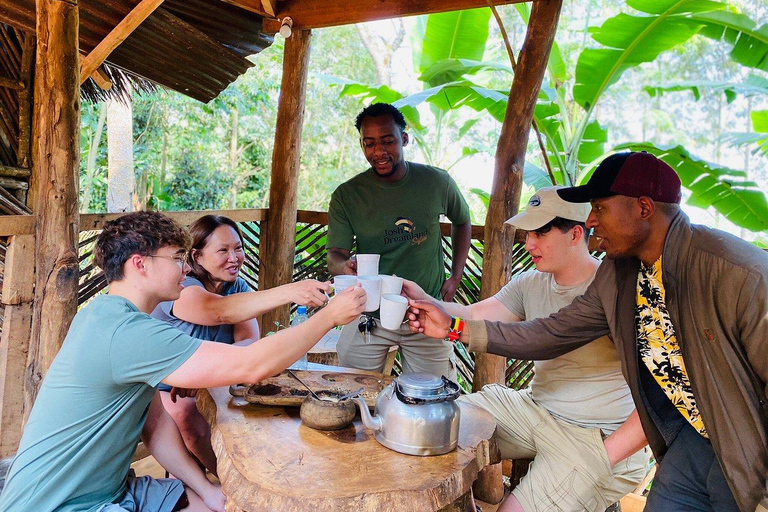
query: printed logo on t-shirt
[{"left": 384, "top": 216, "right": 428, "bottom": 246}]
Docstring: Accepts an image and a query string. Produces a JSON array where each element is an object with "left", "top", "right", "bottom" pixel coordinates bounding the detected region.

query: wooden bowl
[{"left": 299, "top": 390, "right": 356, "bottom": 431}]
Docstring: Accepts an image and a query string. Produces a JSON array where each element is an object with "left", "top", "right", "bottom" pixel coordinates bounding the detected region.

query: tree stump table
[{"left": 198, "top": 367, "right": 499, "bottom": 512}]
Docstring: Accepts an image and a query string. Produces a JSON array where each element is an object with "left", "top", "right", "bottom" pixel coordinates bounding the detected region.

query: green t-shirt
[
  {"left": 0, "top": 295, "right": 202, "bottom": 512},
  {"left": 327, "top": 162, "right": 469, "bottom": 299}
]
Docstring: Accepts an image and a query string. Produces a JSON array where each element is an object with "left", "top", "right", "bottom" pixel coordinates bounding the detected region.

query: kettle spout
[{"left": 352, "top": 396, "right": 382, "bottom": 432}]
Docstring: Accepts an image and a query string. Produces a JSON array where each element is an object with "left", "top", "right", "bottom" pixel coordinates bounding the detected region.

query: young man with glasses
[{"left": 0, "top": 211, "right": 365, "bottom": 512}]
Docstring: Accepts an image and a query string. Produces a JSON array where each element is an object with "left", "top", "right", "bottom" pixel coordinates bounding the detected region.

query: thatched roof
[{"left": 1, "top": 0, "right": 273, "bottom": 103}]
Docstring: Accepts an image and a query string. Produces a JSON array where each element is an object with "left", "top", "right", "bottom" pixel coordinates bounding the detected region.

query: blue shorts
[{"left": 97, "top": 471, "right": 185, "bottom": 512}]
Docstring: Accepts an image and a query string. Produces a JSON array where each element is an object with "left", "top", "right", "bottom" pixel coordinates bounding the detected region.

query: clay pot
[{"left": 300, "top": 390, "right": 356, "bottom": 431}]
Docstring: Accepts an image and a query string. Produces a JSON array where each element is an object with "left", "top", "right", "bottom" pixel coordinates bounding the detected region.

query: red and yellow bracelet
[{"left": 445, "top": 316, "right": 465, "bottom": 342}]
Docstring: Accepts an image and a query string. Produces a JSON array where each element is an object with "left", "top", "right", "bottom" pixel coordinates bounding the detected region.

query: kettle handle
[{"left": 441, "top": 377, "right": 461, "bottom": 402}]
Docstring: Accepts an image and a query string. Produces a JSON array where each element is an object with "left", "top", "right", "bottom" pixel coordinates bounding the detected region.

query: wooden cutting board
[{"left": 241, "top": 370, "right": 393, "bottom": 408}]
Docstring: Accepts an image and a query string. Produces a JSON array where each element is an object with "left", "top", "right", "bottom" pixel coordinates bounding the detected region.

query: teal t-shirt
[
  {"left": 0, "top": 295, "right": 202, "bottom": 512},
  {"left": 327, "top": 162, "right": 469, "bottom": 299}
]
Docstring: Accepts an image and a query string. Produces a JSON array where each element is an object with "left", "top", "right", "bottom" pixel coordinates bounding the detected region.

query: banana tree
[{"left": 329, "top": 0, "right": 767, "bottom": 231}]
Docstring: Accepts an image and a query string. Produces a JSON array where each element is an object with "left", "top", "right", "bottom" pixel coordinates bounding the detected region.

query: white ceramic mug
[
  {"left": 333, "top": 275, "right": 358, "bottom": 294},
  {"left": 380, "top": 294, "right": 409, "bottom": 330},
  {"left": 357, "top": 276, "right": 382, "bottom": 312},
  {"left": 378, "top": 274, "right": 404, "bottom": 296},
  {"left": 356, "top": 254, "right": 380, "bottom": 277}
]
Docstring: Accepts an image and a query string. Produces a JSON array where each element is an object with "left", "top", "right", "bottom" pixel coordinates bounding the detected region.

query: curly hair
[
  {"left": 354, "top": 103, "right": 407, "bottom": 132},
  {"left": 94, "top": 211, "right": 191, "bottom": 283},
  {"left": 187, "top": 215, "right": 244, "bottom": 292}
]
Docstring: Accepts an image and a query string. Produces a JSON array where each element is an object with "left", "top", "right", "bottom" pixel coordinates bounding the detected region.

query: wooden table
[{"left": 198, "top": 367, "right": 499, "bottom": 512}]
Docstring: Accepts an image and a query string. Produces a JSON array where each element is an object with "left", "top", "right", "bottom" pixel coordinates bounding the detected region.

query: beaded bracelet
[{"left": 445, "top": 316, "right": 465, "bottom": 342}]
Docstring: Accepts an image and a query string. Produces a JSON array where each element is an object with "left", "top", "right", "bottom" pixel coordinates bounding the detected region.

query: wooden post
[
  {"left": 17, "top": 31, "right": 35, "bottom": 171},
  {"left": 258, "top": 29, "right": 312, "bottom": 331},
  {"left": 473, "top": 0, "right": 563, "bottom": 503},
  {"left": 0, "top": 235, "right": 35, "bottom": 457},
  {"left": 25, "top": 0, "right": 81, "bottom": 416}
]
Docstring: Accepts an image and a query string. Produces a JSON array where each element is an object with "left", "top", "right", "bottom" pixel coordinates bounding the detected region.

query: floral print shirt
[{"left": 636, "top": 257, "right": 708, "bottom": 438}]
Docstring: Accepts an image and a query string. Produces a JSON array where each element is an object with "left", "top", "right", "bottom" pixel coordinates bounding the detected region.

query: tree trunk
[
  {"left": 259, "top": 29, "right": 312, "bottom": 331},
  {"left": 473, "top": 0, "right": 564, "bottom": 504},
  {"left": 26, "top": 0, "right": 81, "bottom": 420},
  {"left": 107, "top": 88, "right": 134, "bottom": 213},
  {"left": 81, "top": 102, "right": 107, "bottom": 213},
  {"left": 355, "top": 20, "right": 405, "bottom": 87},
  {"left": 228, "top": 107, "right": 239, "bottom": 209}
]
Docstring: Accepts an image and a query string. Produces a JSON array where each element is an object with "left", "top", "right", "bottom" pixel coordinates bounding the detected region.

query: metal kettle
[{"left": 352, "top": 373, "right": 461, "bottom": 456}]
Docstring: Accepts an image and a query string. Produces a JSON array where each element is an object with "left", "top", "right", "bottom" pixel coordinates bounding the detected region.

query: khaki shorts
[
  {"left": 337, "top": 321, "right": 457, "bottom": 381},
  {"left": 97, "top": 471, "right": 185, "bottom": 512},
  {"left": 460, "top": 385, "right": 650, "bottom": 512}
]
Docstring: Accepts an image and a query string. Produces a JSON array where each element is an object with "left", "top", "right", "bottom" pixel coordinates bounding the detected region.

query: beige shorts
[
  {"left": 337, "top": 321, "right": 457, "bottom": 381},
  {"left": 460, "top": 384, "right": 649, "bottom": 512}
]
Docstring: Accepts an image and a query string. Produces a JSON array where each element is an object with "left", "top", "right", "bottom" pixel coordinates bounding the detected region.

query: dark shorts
[
  {"left": 97, "top": 472, "right": 185, "bottom": 512},
  {"left": 645, "top": 422, "right": 738, "bottom": 512}
]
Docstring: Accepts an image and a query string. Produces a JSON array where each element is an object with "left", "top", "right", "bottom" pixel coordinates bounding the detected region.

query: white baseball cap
[{"left": 505, "top": 186, "right": 592, "bottom": 230}]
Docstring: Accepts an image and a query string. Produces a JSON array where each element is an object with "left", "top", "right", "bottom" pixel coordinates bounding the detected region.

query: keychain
[{"left": 357, "top": 314, "right": 376, "bottom": 343}]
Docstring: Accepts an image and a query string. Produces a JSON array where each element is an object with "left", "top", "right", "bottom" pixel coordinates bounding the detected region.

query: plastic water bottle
[{"left": 290, "top": 306, "right": 309, "bottom": 370}]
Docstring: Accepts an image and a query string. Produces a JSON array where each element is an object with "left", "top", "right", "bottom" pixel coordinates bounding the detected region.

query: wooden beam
[
  {"left": 473, "top": 0, "right": 563, "bottom": 504},
  {"left": 219, "top": 0, "right": 277, "bottom": 19},
  {"left": 27, "top": 0, "right": 81, "bottom": 418},
  {"left": 261, "top": 0, "right": 277, "bottom": 16},
  {"left": 0, "top": 303, "right": 33, "bottom": 457},
  {"left": 79, "top": 0, "right": 166, "bottom": 85},
  {"left": 92, "top": 66, "right": 113, "bottom": 91},
  {"left": 255, "top": 0, "right": 529, "bottom": 32},
  {"left": 17, "top": 32, "right": 36, "bottom": 170},
  {"left": 0, "top": 214, "right": 34, "bottom": 235},
  {"left": 259, "top": 29, "right": 312, "bottom": 330},
  {"left": 80, "top": 208, "right": 268, "bottom": 231},
  {"left": 0, "top": 74, "right": 24, "bottom": 91},
  {"left": 0, "top": 165, "right": 31, "bottom": 178},
  {"left": 0, "top": 176, "right": 29, "bottom": 189},
  {"left": 0, "top": 232, "right": 35, "bottom": 456}
]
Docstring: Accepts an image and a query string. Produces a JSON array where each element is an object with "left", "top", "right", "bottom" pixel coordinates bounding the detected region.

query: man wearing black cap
[{"left": 408, "top": 152, "right": 768, "bottom": 511}]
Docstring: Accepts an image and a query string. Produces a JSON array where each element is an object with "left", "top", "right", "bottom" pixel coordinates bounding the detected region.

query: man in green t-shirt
[
  {"left": 327, "top": 103, "right": 471, "bottom": 380},
  {"left": 0, "top": 212, "right": 365, "bottom": 512}
]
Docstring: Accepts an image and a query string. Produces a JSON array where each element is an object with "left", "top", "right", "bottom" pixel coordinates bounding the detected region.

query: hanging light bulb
[{"left": 279, "top": 17, "right": 293, "bottom": 38}]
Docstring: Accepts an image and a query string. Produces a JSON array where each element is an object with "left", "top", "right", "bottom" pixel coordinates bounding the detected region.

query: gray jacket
[{"left": 467, "top": 211, "right": 768, "bottom": 511}]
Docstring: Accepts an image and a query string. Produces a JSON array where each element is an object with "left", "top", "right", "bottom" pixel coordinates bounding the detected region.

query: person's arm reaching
[
  {"left": 163, "top": 286, "right": 366, "bottom": 389},
  {"left": 172, "top": 279, "right": 331, "bottom": 327},
  {"left": 402, "top": 279, "right": 519, "bottom": 322},
  {"left": 408, "top": 279, "right": 609, "bottom": 362},
  {"left": 328, "top": 248, "right": 356, "bottom": 276},
  {"left": 142, "top": 394, "right": 226, "bottom": 512},
  {"left": 603, "top": 410, "right": 648, "bottom": 466},
  {"left": 441, "top": 220, "right": 471, "bottom": 302}
]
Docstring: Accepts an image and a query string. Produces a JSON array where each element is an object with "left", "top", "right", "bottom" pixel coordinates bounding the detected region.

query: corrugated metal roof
[{"left": 0, "top": 0, "right": 273, "bottom": 103}]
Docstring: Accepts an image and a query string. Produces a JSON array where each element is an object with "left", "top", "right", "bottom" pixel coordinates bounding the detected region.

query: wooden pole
[
  {"left": 17, "top": 31, "right": 35, "bottom": 171},
  {"left": 25, "top": 0, "right": 81, "bottom": 418},
  {"left": 259, "top": 29, "right": 312, "bottom": 331},
  {"left": 0, "top": 235, "right": 34, "bottom": 457},
  {"left": 472, "top": 0, "right": 563, "bottom": 503}
]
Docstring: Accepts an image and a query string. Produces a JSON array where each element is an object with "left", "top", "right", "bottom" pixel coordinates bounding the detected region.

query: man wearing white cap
[{"left": 403, "top": 186, "right": 649, "bottom": 512}]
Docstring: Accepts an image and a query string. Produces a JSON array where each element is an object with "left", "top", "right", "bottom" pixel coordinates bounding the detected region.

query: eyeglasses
[{"left": 146, "top": 253, "right": 189, "bottom": 269}]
